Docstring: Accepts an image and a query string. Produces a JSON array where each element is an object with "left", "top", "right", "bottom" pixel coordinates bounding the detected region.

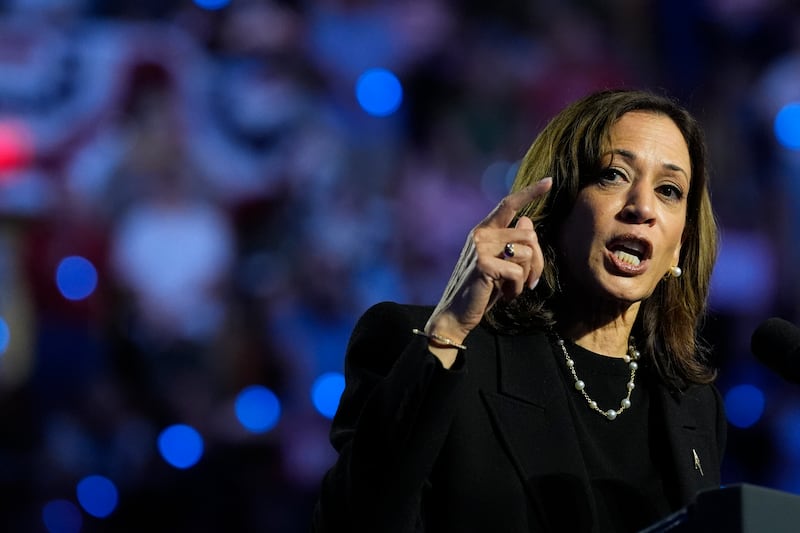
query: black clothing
[{"left": 312, "top": 302, "right": 727, "bottom": 532}]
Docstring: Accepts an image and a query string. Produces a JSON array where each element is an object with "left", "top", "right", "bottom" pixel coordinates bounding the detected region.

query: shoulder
[
  {"left": 682, "top": 381, "right": 724, "bottom": 406},
  {"left": 656, "top": 377, "right": 725, "bottom": 419},
  {"left": 356, "top": 301, "right": 433, "bottom": 327},
  {"left": 667, "top": 381, "right": 726, "bottom": 431},
  {"left": 350, "top": 301, "right": 434, "bottom": 342},
  {"left": 344, "top": 302, "right": 435, "bottom": 372}
]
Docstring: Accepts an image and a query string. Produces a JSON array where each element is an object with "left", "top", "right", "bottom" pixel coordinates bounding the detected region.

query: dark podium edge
[{"left": 640, "top": 483, "right": 800, "bottom": 532}]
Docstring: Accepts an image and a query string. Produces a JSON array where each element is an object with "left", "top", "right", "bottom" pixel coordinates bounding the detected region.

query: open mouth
[{"left": 608, "top": 236, "right": 652, "bottom": 267}]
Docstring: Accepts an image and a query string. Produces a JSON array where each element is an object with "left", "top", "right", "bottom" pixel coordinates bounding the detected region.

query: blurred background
[{"left": 1, "top": 0, "right": 800, "bottom": 531}]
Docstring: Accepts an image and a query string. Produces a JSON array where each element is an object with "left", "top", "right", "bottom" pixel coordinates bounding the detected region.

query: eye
[
  {"left": 597, "top": 167, "right": 628, "bottom": 184},
  {"left": 656, "top": 183, "right": 685, "bottom": 201}
]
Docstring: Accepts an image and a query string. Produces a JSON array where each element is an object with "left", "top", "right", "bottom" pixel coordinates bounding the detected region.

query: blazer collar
[
  {"left": 496, "top": 330, "right": 562, "bottom": 407},
  {"left": 482, "top": 331, "right": 596, "bottom": 532}
]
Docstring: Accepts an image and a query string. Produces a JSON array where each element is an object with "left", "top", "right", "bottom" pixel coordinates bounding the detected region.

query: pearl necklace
[{"left": 554, "top": 333, "right": 640, "bottom": 421}]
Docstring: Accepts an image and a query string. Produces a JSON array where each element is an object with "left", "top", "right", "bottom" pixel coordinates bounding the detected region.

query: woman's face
[{"left": 557, "top": 111, "right": 690, "bottom": 307}]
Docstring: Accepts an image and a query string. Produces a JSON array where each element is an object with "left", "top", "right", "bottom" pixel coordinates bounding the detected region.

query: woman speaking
[{"left": 312, "top": 89, "right": 726, "bottom": 533}]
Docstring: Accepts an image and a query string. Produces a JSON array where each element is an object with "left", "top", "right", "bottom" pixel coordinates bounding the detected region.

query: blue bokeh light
[
  {"left": 193, "top": 0, "right": 230, "bottom": 10},
  {"left": 158, "top": 424, "right": 204, "bottom": 469},
  {"left": 76, "top": 474, "right": 118, "bottom": 518},
  {"left": 774, "top": 102, "right": 800, "bottom": 150},
  {"left": 42, "top": 499, "right": 82, "bottom": 533},
  {"left": 56, "top": 256, "right": 98, "bottom": 301},
  {"left": 311, "top": 372, "right": 345, "bottom": 419},
  {"left": 355, "top": 68, "right": 403, "bottom": 117},
  {"left": 480, "top": 160, "right": 521, "bottom": 203},
  {"left": 725, "top": 384, "right": 766, "bottom": 429},
  {"left": 235, "top": 385, "right": 281, "bottom": 433},
  {"left": 0, "top": 316, "right": 10, "bottom": 355},
  {"left": 709, "top": 232, "right": 774, "bottom": 313}
]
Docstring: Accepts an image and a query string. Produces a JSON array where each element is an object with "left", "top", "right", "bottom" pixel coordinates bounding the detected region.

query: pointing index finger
[{"left": 485, "top": 177, "right": 553, "bottom": 228}]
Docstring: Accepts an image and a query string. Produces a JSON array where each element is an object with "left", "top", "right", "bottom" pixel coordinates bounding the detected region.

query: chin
[
  {"left": 567, "top": 273, "right": 655, "bottom": 309},
  {"left": 595, "top": 280, "right": 655, "bottom": 307}
]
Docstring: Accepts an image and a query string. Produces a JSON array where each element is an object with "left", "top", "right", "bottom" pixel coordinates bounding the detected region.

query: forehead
[
  {"left": 608, "top": 112, "right": 688, "bottom": 151},
  {"left": 604, "top": 111, "right": 691, "bottom": 179}
]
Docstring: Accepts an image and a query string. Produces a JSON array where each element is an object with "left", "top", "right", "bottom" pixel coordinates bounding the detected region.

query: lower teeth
[{"left": 614, "top": 251, "right": 640, "bottom": 266}]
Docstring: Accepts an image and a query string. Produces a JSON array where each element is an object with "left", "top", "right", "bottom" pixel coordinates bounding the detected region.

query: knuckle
[
  {"left": 520, "top": 228, "right": 537, "bottom": 243},
  {"left": 472, "top": 227, "right": 489, "bottom": 243},
  {"left": 510, "top": 244, "right": 529, "bottom": 260}
]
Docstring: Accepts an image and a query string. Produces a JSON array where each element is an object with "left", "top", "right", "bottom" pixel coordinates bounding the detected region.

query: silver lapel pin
[{"left": 692, "top": 448, "right": 704, "bottom": 476}]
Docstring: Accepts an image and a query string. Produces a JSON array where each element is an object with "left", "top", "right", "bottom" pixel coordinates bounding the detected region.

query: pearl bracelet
[{"left": 411, "top": 328, "right": 467, "bottom": 350}]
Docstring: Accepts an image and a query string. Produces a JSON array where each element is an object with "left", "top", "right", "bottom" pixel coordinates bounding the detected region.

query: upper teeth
[
  {"left": 614, "top": 250, "right": 641, "bottom": 266},
  {"left": 620, "top": 241, "right": 646, "bottom": 254}
]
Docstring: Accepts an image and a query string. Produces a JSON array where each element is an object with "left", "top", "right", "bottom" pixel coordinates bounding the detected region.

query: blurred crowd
[{"left": 1, "top": 0, "right": 800, "bottom": 531}]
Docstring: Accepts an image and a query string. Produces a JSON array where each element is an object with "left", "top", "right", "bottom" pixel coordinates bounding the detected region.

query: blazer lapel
[
  {"left": 480, "top": 331, "right": 595, "bottom": 532},
  {"left": 655, "top": 385, "right": 720, "bottom": 506}
]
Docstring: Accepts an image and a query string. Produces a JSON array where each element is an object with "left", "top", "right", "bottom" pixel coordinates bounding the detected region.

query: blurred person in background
[{"left": 312, "top": 89, "right": 726, "bottom": 532}]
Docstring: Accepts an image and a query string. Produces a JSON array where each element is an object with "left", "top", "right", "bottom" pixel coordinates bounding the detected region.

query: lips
[{"left": 607, "top": 235, "right": 652, "bottom": 271}]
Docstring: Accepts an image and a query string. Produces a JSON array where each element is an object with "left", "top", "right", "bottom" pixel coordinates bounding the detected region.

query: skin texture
[{"left": 425, "top": 111, "right": 690, "bottom": 365}]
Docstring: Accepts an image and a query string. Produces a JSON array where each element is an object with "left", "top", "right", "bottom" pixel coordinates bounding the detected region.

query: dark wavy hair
[{"left": 487, "top": 89, "right": 719, "bottom": 389}]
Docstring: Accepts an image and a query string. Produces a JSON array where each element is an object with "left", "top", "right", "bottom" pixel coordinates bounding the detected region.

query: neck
[
  {"left": 556, "top": 299, "right": 640, "bottom": 358},
  {"left": 568, "top": 326, "right": 632, "bottom": 358}
]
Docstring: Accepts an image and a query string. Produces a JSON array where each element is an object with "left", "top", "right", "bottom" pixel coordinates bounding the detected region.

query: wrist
[
  {"left": 424, "top": 313, "right": 470, "bottom": 347},
  {"left": 412, "top": 329, "right": 466, "bottom": 351}
]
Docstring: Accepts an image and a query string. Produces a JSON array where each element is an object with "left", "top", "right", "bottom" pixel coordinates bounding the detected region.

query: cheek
[
  {"left": 668, "top": 218, "right": 687, "bottom": 255},
  {"left": 670, "top": 234, "right": 685, "bottom": 264},
  {"left": 656, "top": 234, "right": 684, "bottom": 272}
]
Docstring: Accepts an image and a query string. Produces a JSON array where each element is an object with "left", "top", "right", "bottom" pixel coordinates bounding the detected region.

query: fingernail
[
  {"left": 529, "top": 278, "right": 540, "bottom": 290},
  {"left": 540, "top": 177, "right": 552, "bottom": 185}
]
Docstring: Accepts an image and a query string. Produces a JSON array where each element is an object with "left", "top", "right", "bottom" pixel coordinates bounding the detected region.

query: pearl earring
[{"left": 669, "top": 265, "right": 682, "bottom": 278}]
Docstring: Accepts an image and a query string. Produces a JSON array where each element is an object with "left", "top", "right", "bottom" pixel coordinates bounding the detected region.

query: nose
[{"left": 619, "top": 181, "right": 656, "bottom": 225}]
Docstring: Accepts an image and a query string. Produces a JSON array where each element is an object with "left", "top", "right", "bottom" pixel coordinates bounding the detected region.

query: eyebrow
[{"left": 608, "top": 148, "right": 689, "bottom": 180}]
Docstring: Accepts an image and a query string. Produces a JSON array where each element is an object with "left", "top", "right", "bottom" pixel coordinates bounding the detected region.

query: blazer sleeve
[{"left": 311, "top": 302, "right": 468, "bottom": 533}]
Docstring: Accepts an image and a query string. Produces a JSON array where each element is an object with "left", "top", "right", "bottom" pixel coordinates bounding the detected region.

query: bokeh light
[
  {"left": 480, "top": 160, "right": 520, "bottom": 202},
  {"left": 774, "top": 102, "right": 800, "bottom": 150},
  {"left": 355, "top": 68, "right": 403, "bottom": 117},
  {"left": 311, "top": 372, "right": 345, "bottom": 419},
  {"left": 725, "top": 384, "right": 766, "bottom": 429},
  {"left": 193, "top": 0, "right": 230, "bottom": 10},
  {"left": 158, "top": 424, "right": 204, "bottom": 469},
  {"left": 76, "top": 475, "right": 118, "bottom": 519},
  {"left": 56, "top": 256, "right": 98, "bottom": 301},
  {"left": 235, "top": 385, "right": 281, "bottom": 433},
  {"left": 0, "top": 120, "right": 33, "bottom": 176},
  {"left": 0, "top": 317, "right": 10, "bottom": 356},
  {"left": 42, "top": 499, "right": 82, "bottom": 533},
  {"left": 709, "top": 232, "right": 775, "bottom": 313}
]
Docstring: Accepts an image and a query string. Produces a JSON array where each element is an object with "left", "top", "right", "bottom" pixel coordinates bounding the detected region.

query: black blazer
[{"left": 312, "top": 302, "right": 727, "bottom": 533}]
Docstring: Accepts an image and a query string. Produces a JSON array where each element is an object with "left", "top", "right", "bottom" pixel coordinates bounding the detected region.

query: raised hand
[{"left": 422, "top": 178, "right": 552, "bottom": 366}]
